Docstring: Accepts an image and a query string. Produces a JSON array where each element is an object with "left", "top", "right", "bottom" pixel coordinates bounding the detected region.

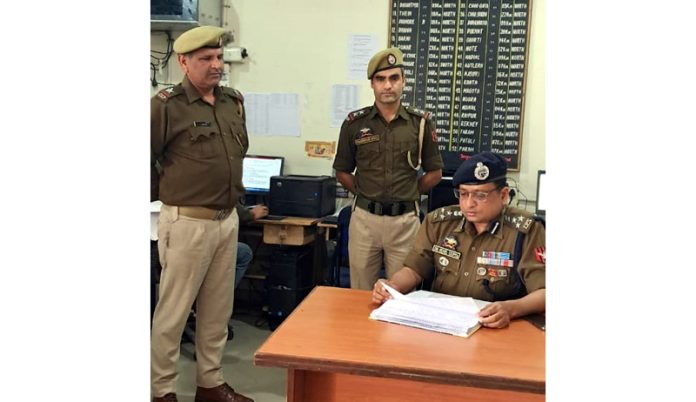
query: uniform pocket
[
  {"left": 188, "top": 127, "right": 220, "bottom": 158},
  {"left": 397, "top": 139, "right": 418, "bottom": 169},
  {"left": 356, "top": 140, "right": 381, "bottom": 166}
]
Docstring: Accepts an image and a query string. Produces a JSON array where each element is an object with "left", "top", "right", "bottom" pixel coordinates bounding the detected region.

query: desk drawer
[{"left": 263, "top": 224, "right": 315, "bottom": 246}]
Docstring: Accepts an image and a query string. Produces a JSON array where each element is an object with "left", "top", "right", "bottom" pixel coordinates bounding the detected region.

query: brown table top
[{"left": 254, "top": 286, "right": 545, "bottom": 394}]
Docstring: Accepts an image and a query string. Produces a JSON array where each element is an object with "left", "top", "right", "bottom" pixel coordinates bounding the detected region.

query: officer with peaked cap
[
  {"left": 371, "top": 151, "right": 546, "bottom": 329},
  {"left": 332, "top": 47, "right": 444, "bottom": 290},
  {"left": 151, "top": 25, "right": 254, "bottom": 402}
]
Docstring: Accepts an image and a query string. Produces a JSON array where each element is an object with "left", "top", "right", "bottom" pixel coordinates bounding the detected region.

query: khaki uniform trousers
[
  {"left": 348, "top": 205, "right": 420, "bottom": 290},
  {"left": 151, "top": 205, "right": 239, "bottom": 397}
]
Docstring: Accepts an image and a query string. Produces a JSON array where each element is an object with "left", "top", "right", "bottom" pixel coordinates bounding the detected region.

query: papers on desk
[{"left": 369, "top": 284, "right": 490, "bottom": 338}]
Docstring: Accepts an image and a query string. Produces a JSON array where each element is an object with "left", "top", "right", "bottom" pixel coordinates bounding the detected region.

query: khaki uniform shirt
[
  {"left": 151, "top": 76, "right": 249, "bottom": 209},
  {"left": 403, "top": 205, "right": 545, "bottom": 301},
  {"left": 332, "top": 104, "right": 443, "bottom": 202}
]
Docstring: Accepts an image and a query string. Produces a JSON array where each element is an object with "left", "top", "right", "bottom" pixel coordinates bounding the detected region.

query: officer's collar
[
  {"left": 369, "top": 103, "right": 409, "bottom": 121},
  {"left": 460, "top": 211, "right": 505, "bottom": 238}
]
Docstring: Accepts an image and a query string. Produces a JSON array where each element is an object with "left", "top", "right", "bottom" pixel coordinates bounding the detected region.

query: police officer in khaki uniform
[
  {"left": 371, "top": 152, "right": 545, "bottom": 328},
  {"left": 151, "top": 26, "right": 254, "bottom": 402},
  {"left": 333, "top": 47, "right": 444, "bottom": 290}
]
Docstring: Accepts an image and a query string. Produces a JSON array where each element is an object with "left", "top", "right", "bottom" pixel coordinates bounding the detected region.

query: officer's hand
[
  {"left": 251, "top": 205, "right": 269, "bottom": 220},
  {"left": 372, "top": 279, "right": 395, "bottom": 305},
  {"left": 478, "top": 301, "right": 512, "bottom": 328}
]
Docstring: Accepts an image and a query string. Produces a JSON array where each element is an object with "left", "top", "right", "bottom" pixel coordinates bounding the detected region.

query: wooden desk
[
  {"left": 316, "top": 221, "right": 338, "bottom": 241},
  {"left": 255, "top": 286, "right": 545, "bottom": 402},
  {"left": 256, "top": 217, "right": 321, "bottom": 246},
  {"left": 253, "top": 216, "right": 328, "bottom": 287}
]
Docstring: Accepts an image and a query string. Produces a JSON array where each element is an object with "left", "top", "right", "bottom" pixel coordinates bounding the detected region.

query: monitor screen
[
  {"left": 535, "top": 170, "right": 546, "bottom": 216},
  {"left": 242, "top": 155, "right": 285, "bottom": 194},
  {"left": 427, "top": 177, "right": 458, "bottom": 212}
]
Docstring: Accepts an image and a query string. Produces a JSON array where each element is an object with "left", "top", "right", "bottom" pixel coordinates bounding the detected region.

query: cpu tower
[{"left": 266, "top": 245, "right": 314, "bottom": 330}]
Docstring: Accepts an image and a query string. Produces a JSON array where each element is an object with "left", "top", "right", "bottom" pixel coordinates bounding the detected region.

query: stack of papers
[{"left": 369, "top": 283, "right": 490, "bottom": 338}]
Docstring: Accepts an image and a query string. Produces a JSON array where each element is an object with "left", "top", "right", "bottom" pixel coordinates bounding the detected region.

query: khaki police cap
[
  {"left": 367, "top": 47, "right": 404, "bottom": 79},
  {"left": 173, "top": 26, "right": 230, "bottom": 54}
]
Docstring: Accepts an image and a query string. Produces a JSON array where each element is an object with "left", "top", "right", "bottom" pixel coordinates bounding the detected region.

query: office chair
[{"left": 332, "top": 206, "right": 352, "bottom": 287}]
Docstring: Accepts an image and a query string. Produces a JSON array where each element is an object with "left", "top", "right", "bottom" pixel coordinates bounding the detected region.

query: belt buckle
[
  {"left": 396, "top": 202, "right": 406, "bottom": 215},
  {"left": 214, "top": 209, "right": 231, "bottom": 220},
  {"left": 381, "top": 202, "right": 393, "bottom": 216}
]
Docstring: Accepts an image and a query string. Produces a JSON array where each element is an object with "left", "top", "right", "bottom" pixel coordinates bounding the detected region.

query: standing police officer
[
  {"left": 371, "top": 152, "right": 546, "bottom": 328},
  {"left": 151, "top": 26, "right": 253, "bottom": 402},
  {"left": 333, "top": 47, "right": 444, "bottom": 290}
]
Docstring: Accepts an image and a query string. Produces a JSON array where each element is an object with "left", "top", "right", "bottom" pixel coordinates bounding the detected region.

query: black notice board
[{"left": 390, "top": 0, "right": 532, "bottom": 171}]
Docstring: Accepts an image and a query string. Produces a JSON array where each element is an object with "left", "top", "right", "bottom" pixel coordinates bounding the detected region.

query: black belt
[{"left": 355, "top": 196, "right": 416, "bottom": 216}]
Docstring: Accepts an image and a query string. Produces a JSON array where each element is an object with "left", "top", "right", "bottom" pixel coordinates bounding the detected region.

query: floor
[{"left": 173, "top": 312, "right": 287, "bottom": 402}]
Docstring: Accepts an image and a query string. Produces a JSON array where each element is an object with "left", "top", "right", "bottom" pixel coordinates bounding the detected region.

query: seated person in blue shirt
[{"left": 234, "top": 204, "right": 268, "bottom": 288}]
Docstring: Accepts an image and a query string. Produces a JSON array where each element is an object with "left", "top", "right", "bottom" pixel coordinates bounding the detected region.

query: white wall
[{"left": 150, "top": 0, "right": 545, "bottom": 210}]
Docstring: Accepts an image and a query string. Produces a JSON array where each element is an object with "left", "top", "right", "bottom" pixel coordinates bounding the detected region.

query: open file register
[{"left": 369, "top": 283, "right": 490, "bottom": 338}]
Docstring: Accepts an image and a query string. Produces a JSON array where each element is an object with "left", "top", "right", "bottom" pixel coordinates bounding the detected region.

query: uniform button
[
  {"left": 229, "top": 156, "right": 234, "bottom": 160},
  {"left": 464, "top": 272, "right": 469, "bottom": 277},
  {"left": 470, "top": 246, "right": 476, "bottom": 251}
]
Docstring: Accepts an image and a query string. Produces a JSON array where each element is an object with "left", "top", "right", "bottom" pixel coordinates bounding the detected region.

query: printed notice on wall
[
  {"left": 330, "top": 84, "right": 359, "bottom": 128},
  {"left": 245, "top": 93, "right": 300, "bottom": 137},
  {"left": 347, "top": 34, "right": 379, "bottom": 80}
]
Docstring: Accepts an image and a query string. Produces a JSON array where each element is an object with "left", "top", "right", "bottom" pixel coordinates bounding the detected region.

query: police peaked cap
[
  {"left": 367, "top": 47, "right": 404, "bottom": 79},
  {"left": 452, "top": 152, "right": 508, "bottom": 186},
  {"left": 173, "top": 26, "right": 231, "bottom": 54}
]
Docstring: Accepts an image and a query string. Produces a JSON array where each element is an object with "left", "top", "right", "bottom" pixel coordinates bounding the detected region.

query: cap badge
[
  {"left": 474, "top": 162, "right": 490, "bottom": 180},
  {"left": 387, "top": 53, "right": 396, "bottom": 65}
]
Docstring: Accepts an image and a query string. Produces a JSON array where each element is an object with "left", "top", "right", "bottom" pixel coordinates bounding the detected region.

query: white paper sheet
[
  {"left": 347, "top": 34, "right": 379, "bottom": 80},
  {"left": 245, "top": 93, "right": 300, "bottom": 137},
  {"left": 330, "top": 84, "right": 359, "bottom": 127}
]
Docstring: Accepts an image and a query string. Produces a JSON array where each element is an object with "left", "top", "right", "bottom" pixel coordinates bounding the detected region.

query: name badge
[
  {"left": 194, "top": 121, "right": 212, "bottom": 127},
  {"left": 432, "top": 245, "right": 461, "bottom": 260},
  {"left": 355, "top": 134, "right": 380, "bottom": 145}
]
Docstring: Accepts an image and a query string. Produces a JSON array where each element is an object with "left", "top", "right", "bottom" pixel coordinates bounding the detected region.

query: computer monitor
[
  {"left": 535, "top": 170, "right": 546, "bottom": 217},
  {"left": 242, "top": 155, "right": 285, "bottom": 194},
  {"left": 427, "top": 177, "right": 458, "bottom": 211}
]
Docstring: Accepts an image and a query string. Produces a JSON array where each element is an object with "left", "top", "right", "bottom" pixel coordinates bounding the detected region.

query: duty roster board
[{"left": 390, "top": 0, "right": 532, "bottom": 171}]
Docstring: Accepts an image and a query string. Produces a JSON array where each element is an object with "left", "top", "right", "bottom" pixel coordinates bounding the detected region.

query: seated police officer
[{"left": 371, "top": 152, "right": 545, "bottom": 328}]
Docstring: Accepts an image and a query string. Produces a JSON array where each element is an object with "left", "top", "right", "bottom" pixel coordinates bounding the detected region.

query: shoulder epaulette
[
  {"left": 503, "top": 207, "right": 535, "bottom": 234},
  {"left": 222, "top": 87, "right": 244, "bottom": 103},
  {"left": 430, "top": 205, "right": 463, "bottom": 223},
  {"left": 405, "top": 105, "right": 431, "bottom": 120},
  {"left": 155, "top": 86, "right": 179, "bottom": 103},
  {"left": 345, "top": 106, "right": 371, "bottom": 122}
]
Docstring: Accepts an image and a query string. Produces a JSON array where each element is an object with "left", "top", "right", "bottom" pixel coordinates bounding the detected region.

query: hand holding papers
[
  {"left": 369, "top": 287, "right": 490, "bottom": 338},
  {"left": 380, "top": 281, "right": 406, "bottom": 300}
]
